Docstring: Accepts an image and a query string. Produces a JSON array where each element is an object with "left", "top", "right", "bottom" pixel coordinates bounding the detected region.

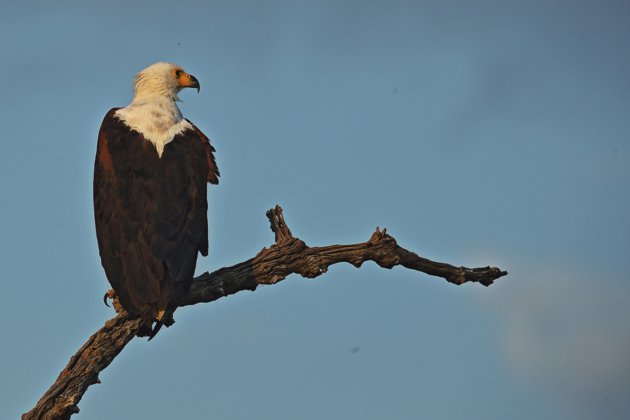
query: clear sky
[{"left": 1, "top": 1, "right": 629, "bottom": 419}]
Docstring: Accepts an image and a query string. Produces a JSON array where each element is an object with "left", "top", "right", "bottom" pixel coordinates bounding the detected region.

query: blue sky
[{"left": 1, "top": 1, "right": 629, "bottom": 419}]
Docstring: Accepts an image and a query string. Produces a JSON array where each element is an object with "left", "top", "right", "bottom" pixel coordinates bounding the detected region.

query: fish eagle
[{"left": 94, "top": 62, "right": 219, "bottom": 338}]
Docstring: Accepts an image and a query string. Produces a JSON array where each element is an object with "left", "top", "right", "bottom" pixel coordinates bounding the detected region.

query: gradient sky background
[{"left": 1, "top": 1, "right": 629, "bottom": 419}]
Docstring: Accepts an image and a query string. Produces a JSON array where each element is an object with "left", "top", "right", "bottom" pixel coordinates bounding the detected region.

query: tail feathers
[{"left": 147, "top": 307, "right": 176, "bottom": 341}]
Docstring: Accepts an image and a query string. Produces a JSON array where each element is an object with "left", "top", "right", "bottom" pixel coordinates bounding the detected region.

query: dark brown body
[{"left": 94, "top": 108, "right": 218, "bottom": 333}]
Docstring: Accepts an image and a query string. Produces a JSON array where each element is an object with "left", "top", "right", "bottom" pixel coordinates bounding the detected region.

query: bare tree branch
[{"left": 23, "top": 205, "right": 507, "bottom": 419}]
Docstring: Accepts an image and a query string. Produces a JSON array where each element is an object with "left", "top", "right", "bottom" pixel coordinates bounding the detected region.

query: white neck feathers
[{"left": 114, "top": 96, "right": 192, "bottom": 157}]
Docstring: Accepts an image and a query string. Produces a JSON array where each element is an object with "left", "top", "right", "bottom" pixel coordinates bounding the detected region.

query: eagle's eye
[{"left": 175, "top": 69, "right": 183, "bottom": 78}]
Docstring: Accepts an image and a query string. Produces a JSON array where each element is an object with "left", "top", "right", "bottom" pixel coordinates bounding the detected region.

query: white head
[
  {"left": 133, "top": 62, "right": 200, "bottom": 101},
  {"left": 115, "top": 62, "right": 199, "bottom": 157}
]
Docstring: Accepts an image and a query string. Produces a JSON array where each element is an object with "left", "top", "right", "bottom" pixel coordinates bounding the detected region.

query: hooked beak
[{"left": 180, "top": 73, "right": 200, "bottom": 93}]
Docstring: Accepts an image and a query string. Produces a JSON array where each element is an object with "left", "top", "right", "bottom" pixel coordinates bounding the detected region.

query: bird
[{"left": 94, "top": 62, "right": 219, "bottom": 338}]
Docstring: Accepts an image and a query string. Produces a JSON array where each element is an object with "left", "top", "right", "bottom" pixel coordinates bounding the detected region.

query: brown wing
[
  {"left": 151, "top": 121, "right": 219, "bottom": 295},
  {"left": 94, "top": 109, "right": 219, "bottom": 323},
  {"left": 186, "top": 118, "right": 219, "bottom": 185}
]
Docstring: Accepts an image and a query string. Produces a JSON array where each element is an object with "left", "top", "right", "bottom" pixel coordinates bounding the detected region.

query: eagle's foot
[{"left": 103, "top": 289, "right": 123, "bottom": 313}]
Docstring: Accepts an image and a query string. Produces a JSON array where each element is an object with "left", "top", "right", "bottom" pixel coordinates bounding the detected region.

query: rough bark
[{"left": 23, "top": 205, "right": 507, "bottom": 419}]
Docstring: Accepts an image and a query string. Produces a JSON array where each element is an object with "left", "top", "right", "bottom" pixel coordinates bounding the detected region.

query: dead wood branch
[{"left": 23, "top": 205, "right": 507, "bottom": 419}]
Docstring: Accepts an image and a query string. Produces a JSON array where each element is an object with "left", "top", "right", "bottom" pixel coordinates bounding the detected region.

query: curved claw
[{"left": 103, "top": 291, "right": 110, "bottom": 307}]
